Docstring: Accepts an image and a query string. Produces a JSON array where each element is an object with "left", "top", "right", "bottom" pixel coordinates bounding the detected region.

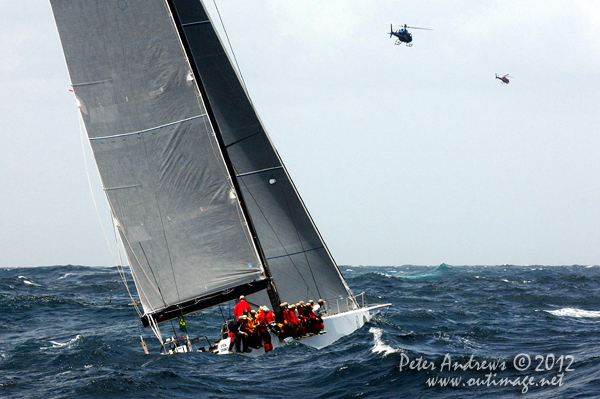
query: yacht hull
[{"left": 216, "top": 304, "right": 391, "bottom": 355}]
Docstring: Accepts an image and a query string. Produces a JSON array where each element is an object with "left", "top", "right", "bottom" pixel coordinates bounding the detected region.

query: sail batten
[
  {"left": 236, "top": 167, "right": 284, "bottom": 178},
  {"left": 266, "top": 247, "right": 325, "bottom": 261},
  {"left": 89, "top": 114, "right": 208, "bottom": 141},
  {"left": 181, "top": 21, "right": 210, "bottom": 27}
]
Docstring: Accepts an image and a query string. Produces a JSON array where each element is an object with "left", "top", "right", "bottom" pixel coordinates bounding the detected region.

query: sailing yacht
[{"left": 50, "top": 0, "right": 389, "bottom": 354}]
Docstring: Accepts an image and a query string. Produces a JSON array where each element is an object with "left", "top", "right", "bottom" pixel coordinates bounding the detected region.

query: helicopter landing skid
[{"left": 394, "top": 40, "right": 412, "bottom": 47}]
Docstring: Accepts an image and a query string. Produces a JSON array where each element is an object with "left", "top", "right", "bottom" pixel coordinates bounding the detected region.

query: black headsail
[{"left": 166, "top": 0, "right": 357, "bottom": 312}]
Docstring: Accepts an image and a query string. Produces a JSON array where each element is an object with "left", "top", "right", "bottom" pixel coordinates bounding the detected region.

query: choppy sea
[{"left": 1, "top": 264, "right": 599, "bottom": 398}]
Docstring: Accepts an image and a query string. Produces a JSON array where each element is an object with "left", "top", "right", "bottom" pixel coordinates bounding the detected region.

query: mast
[{"left": 165, "top": 0, "right": 282, "bottom": 313}]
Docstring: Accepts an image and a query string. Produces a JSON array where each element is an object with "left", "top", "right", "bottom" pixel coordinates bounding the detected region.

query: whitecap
[
  {"left": 49, "top": 334, "right": 83, "bottom": 348},
  {"left": 18, "top": 276, "right": 41, "bottom": 286},
  {"left": 545, "top": 308, "right": 600, "bottom": 318},
  {"left": 58, "top": 273, "right": 74, "bottom": 280},
  {"left": 369, "top": 327, "right": 397, "bottom": 356}
]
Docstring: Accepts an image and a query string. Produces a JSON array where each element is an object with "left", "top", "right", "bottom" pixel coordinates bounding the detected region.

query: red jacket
[
  {"left": 234, "top": 300, "right": 251, "bottom": 319},
  {"left": 284, "top": 309, "right": 300, "bottom": 324},
  {"left": 305, "top": 306, "right": 317, "bottom": 319},
  {"left": 256, "top": 310, "right": 268, "bottom": 328}
]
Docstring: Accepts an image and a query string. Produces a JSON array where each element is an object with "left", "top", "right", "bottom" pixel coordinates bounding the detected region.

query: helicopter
[
  {"left": 495, "top": 74, "right": 513, "bottom": 84},
  {"left": 389, "top": 24, "right": 432, "bottom": 46}
]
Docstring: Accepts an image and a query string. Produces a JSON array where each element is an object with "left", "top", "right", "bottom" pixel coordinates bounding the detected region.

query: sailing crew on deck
[
  {"left": 234, "top": 295, "right": 252, "bottom": 319},
  {"left": 237, "top": 315, "right": 252, "bottom": 353},
  {"left": 275, "top": 302, "right": 287, "bottom": 324},
  {"left": 243, "top": 310, "right": 261, "bottom": 349},
  {"left": 275, "top": 302, "right": 292, "bottom": 338},
  {"left": 285, "top": 304, "right": 302, "bottom": 337},
  {"left": 302, "top": 301, "right": 319, "bottom": 334},
  {"left": 313, "top": 299, "right": 325, "bottom": 333},
  {"left": 255, "top": 305, "right": 274, "bottom": 352},
  {"left": 227, "top": 316, "right": 251, "bottom": 353},
  {"left": 295, "top": 302, "right": 309, "bottom": 335},
  {"left": 313, "top": 299, "right": 326, "bottom": 317}
]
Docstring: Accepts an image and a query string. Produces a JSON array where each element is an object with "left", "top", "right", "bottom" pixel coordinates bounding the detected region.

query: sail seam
[
  {"left": 266, "top": 246, "right": 324, "bottom": 260},
  {"left": 236, "top": 166, "right": 283, "bottom": 178},
  {"left": 89, "top": 114, "right": 207, "bottom": 141}
]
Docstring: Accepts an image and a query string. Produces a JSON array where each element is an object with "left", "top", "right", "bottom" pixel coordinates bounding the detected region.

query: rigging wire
[
  {"left": 212, "top": 0, "right": 250, "bottom": 95},
  {"left": 238, "top": 177, "right": 317, "bottom": 299},
  {"left": 277, "top": 182, "right": 322, "bottom": 299},
  {"left": 75, "top": 90, "right": 154, "bottom": 333},
  {"left": 77, "top": 104, "right": 117, "bottom": 264},
  {"left": 218, "top": 304, "right": 227, "bottom": 324}
]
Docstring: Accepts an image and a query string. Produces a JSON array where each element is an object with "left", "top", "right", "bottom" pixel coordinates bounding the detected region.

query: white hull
[
  {"left": 216, "top": 303, "right": 390, "bottom": 355},
  {"left": 303, "top": 303, "right": 390, "bottom": 349}
]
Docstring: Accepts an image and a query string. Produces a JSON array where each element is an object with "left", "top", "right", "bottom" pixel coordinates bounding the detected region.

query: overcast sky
[{"left": 1, "top": 1, "right": 599, "bottom": 267}]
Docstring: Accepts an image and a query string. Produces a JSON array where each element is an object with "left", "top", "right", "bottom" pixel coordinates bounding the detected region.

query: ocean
[{"left": 1, "top": 264, "right": 599, "bottom": 398}]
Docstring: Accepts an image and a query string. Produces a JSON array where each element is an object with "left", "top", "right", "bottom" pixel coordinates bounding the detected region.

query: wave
[
  {"left": 18, "top": 276, "right": 42, "bottom": 286},
  {"left": 398, "top": 264, "right": 452, "bottom": 280},
  {"left": 545, "top": 308, "right": 600, "bottom": 318},
  {"left": 369, "top": 327, "right": 398, "bottom": 357},
  {"left": 48, "top": 334, "right": 84, "bottom": 349}
]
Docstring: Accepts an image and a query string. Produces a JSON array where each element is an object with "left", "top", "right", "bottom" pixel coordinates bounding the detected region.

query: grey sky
[{"left": 1, "top": 1, "right": 599, "bottom": 267}]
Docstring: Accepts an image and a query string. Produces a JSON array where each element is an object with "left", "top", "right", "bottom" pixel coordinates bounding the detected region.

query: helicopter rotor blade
[{"left": 406, "top": 26, "right": 433, "bottom": 30}]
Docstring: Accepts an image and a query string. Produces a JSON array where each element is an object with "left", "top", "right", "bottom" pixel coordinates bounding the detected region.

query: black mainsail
[{"left": 50, "top": 0, "right": 357, "bottom": 330}]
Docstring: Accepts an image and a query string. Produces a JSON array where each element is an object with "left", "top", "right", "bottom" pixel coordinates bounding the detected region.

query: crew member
[
  {"left": 234, "top": 295, "right": 251, "bottom": 319},
  {"left": 285, "top": 304, "right": 302, "bottom": 337},
  {"left": 255, "top": 305, "right": 273, "bottom": 352},
  {"left": 237, "top": 315, "right": 252, "bottom": 353},
  {"left": 227, "top": 317, "right": 250, "bottom": 353}
]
